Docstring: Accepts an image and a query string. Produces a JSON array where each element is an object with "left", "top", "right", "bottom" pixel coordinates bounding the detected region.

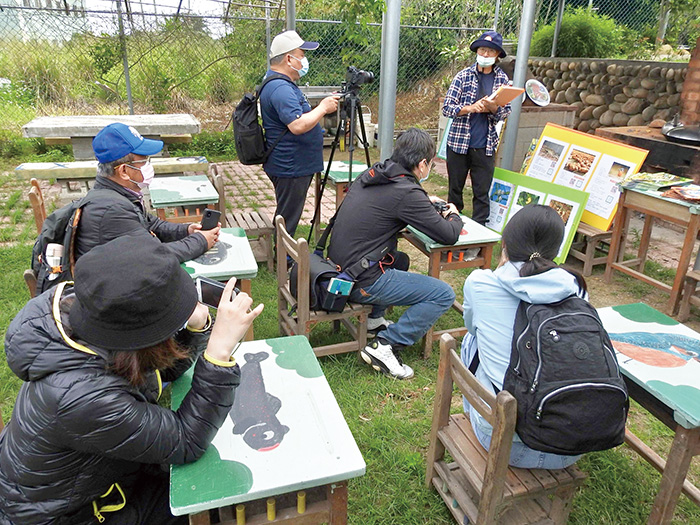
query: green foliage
[
  {"left": 168, "top": 131, "right": 238, "bottom": 161},
  {"left": 89, "top": 35, "right": 122, "bottom": 77},
  {"left": 530, "top": 8, "right": 625, "bottom": 58}
]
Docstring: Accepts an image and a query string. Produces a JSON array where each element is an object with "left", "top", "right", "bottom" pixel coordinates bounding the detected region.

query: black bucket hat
[
  {"left": 470, "top": 30, "right": 506, "bottom": 58},
  {"left": 69, "top": 234, "right": 198, "bottom": 351}
]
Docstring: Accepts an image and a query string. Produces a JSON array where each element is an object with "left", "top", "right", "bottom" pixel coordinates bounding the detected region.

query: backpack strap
[{"left": 256, "top": 73, "right": 293, "bottom": 163}]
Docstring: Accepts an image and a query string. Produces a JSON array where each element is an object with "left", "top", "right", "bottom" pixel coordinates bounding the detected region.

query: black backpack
[
  {"left": 502, "top": 296, "right": 629, "bottom": 456},
  {"left": 31, "top": 189, "right": 131, "bottom": 295},
  {"left": 233, "top": 74, "right": 290, "bottom": 165}
]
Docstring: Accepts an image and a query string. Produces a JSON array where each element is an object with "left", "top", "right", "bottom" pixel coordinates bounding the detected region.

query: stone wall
[
  {"left": 528, "top": 58, "right": 688, "bottom": 133},
  {"left": 680, "top": 37, "right": 700, "bottom": 126}
]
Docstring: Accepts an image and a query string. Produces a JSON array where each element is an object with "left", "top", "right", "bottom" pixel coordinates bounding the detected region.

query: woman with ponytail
[{"left": 460, "top": 204, "right": 586, "bottom": 468}]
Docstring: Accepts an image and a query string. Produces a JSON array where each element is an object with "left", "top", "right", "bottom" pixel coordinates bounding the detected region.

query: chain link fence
[{"left": 0, "top": 0, "right": 694, "bottom": 137}]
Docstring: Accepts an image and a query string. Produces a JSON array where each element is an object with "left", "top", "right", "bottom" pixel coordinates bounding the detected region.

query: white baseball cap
[{"left": 269, "top": 30, "right": 319, "bottom": 59}]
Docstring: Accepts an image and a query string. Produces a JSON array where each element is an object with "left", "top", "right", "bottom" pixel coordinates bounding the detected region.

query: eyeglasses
[{"left": 124, "top": 157, "right": 151, "bottom": 170}]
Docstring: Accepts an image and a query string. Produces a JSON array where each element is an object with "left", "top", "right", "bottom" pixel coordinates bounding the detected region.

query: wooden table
[
  {"left": 169, "top": 336, "right": 366, "bottom": 524},
  {"left": 596, "top": 126, "right": 700, "bottom": 182},
  {"left": 22, "top": 114, "right": 201, "bottom": 160},
  {"left": 597, "top": 303, "right": 700, "bottom": 524},
  {"left": 149, "top": 174, "right": 219, "bottom": 221},
  {"left": 604, "top": 183, "right": 700, "bottom": 315},
  {"left": 182, "top": 228, "right": 258, "bottom": 340},
  {"left": 401, "top": 216, "right": 501, "bottom": 358}
]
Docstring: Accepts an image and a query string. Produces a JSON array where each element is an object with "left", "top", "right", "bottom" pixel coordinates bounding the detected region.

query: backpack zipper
[
  {"left": 535, "top": 382, "right": 628, "bottom": 420},
  {"left": 531, "top": 311, "right": 610, "bottom": 393},
  {"left": 514, "top": 303, "right": 536, "bottom": 374}
]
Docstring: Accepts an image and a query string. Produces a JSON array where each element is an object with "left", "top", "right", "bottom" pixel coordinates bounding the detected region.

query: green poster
[{"left": 486, "top": 168, "right": 589, "bottom": 264}]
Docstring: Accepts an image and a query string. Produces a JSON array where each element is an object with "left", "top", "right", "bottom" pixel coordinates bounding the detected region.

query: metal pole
[
  {"left": 500, "top": 0, "right": 537, "bottom": 171},
  {"left": 286, "top": 0, "right": 295, "bottom": 30},
  {"left": 266, "top": 2, "right": 271, "bottom": 70},
  {"left": 378, "top": 0, "right": 401, "bottom": 160},
  {"left": 551, "top": 0, "right": 565, "bottom": 57},
  {"left": 116, "top": 0, "right": 134, "bottom": 115},
  {"left": 493, "top": 0, "right": 501, "bottom": 31}
]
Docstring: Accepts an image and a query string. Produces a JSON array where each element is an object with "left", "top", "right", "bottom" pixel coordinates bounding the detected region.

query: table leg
[
  {"left": 648, "top": 426, "right": 700, "bottom": 525},
  {"left": 481, "top": 245, "right": 494, "bottom": 270},
  {"left": 240, "top": 279, "right": 254, "bottom": 341},
  {"left": 670, "top": 213, "right": 700, "bottom": 315},
  {"left": 421, "top": 251, "right": 444, "bottom": 359},
  {"left": 335, "top": 182, "right": 348, "bottom": 209},
  {"left": 327, "top": 481, "right": 348, "bottom": 525},
  {"left": 188, "top": 511, "right": 211, "bottom": 525},
  {"left": 605, "top": 192, "right": 629, "bottom": 283},
  {"left": 636, "top": 215, "right": 654, "bottom": 272}
]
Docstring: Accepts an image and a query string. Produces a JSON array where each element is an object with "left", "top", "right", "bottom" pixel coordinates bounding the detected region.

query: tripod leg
[{"left": 356, "top": 109, "right": 372, "bottom": 168}]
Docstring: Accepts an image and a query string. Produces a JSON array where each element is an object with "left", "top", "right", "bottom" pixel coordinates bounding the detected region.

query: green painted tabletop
[
  {"left": 181, "top": 228, "right": 258, "bottom": 281},
  {"left": 407, "top": 215, "right": 502, "bottom": 249},
  {"left": 150, "top": 174, "right": 219, "bottom": 207}
]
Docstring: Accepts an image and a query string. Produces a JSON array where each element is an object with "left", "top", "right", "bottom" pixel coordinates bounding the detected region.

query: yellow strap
[
  {"left": 156, "top": 369, "right": 163, "bottom": 400},
  {"left": 92, "top": 483, "right": 126, "bottom": 522},
  {"left": 52, "top": 282, "right": 97, "bottom": 356}
]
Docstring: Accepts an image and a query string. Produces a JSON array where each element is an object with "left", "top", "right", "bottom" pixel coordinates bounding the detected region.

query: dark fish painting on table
[{"left": 229, "top": 351, "right": 289, "bottom": 451}]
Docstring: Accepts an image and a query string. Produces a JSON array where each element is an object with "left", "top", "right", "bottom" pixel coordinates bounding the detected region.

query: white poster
[
  {"left": 584, "top": 155, "right": 634, "bottom": 219},
  {"left": 553, "top": 146, "right": 600, "bottom": 189},
  {"left": 485, "top": 179, "right": 515, "bottom": 232},
  {"left": 524, "top": 137, "right": 569, "bottom": 182}
]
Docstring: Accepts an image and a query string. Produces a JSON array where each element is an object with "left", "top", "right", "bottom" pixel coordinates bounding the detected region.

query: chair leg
[
  {"left": 264, "top": 232, "right": 274, "bottom": 273},
  {"left": 549, "top": 485, "right": 579, "bottom": 525},
  {"left": 678, "top": 277, "right": 697, "bottom": 322}
]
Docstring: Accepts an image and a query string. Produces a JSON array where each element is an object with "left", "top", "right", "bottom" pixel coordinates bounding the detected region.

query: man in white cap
[{"left": 260, "top": 30, "right": 340, "bottom": 237}]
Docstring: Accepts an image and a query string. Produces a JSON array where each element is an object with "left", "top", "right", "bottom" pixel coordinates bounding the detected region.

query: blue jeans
[{"left": 349, "top": 269, "right": 455, "bottom": 347}]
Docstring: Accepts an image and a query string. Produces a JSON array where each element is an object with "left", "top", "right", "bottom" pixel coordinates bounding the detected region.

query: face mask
[
  {"left": 476, "top": 55, "right": 496, "bottom": 68},
  {"left": 419, "top": 161, "right": 432, "bottom": 183},
  {"left": 290, "top": 55, "right": 309, "bottom": 77},
  {"left": 127, "top": 161, "right": 155, "bottom": 190}
]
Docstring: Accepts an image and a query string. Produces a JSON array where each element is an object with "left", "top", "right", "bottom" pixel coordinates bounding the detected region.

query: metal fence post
[
  {"left": 286, "top": 0, "right": 295, "bottom": 31},
  {"left": 551, "top": 0, "right": 565, "bottom": 57},
  {"left": 378, "top": 0, "right": 401, "bottom": 161},
  {"left": 499, "top": 0, "right": 537, "bottom": 171},
  {"left": 116, "top": 0, "right": 134, "bottom": 115}
]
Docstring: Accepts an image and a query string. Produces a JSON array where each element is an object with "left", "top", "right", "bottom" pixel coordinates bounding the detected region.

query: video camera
[{"left": 341, "top": 66, "right": 375, "bottom": 96}]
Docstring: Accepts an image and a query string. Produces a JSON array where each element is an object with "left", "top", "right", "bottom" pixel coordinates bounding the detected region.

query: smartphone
[
  {"left": 195, "top": 276, "right": 238, "bottom": 308},
  {"left": 200, "top": 209, "right": 221, "bottom": 231}
]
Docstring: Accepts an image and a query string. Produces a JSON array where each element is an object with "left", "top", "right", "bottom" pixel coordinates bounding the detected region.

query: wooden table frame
[
  {"left": 401, "top": 231, "right": 498, "bottom": 359},
  {"left": 604, "top": 187, "right": 700, "bottom": 315},
  {"left": 622, "top": 377, "right": 700, "bottom": 524}
]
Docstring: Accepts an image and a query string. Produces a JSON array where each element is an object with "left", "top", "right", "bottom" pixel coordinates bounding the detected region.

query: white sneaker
[
  {"left": 361, "top": 340, "right": 414, "bottom": 379},
  {"left": 367, "top": 316, "right": 394, "bottom": 334}
]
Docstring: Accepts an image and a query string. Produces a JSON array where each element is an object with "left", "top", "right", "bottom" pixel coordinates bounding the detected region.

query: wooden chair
[
  {"left": 24, "top": 269, "right": 38, "bottom": 298},
  {"left": 208, "top": 164, "right": 228, "bottom": 227},
  {"left": 275, "top": 216, "right": 372, "bottom": 357},
  {"left": 678, "top": 269, "right": 700, "bottom": 322},
  {"left": 425, "top": 334, "right": 587, "bottom": 525},
  {"left": 28, "top": 177, "right": 47, "bottom": 233}
]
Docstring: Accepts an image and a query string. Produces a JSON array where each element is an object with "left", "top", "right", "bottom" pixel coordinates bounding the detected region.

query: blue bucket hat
[
  {"left": 92, "top": 123, "right": 164, "bottom": 163},
  {"left": 470, "top": 30, "right": 506, "bottom": 58}
]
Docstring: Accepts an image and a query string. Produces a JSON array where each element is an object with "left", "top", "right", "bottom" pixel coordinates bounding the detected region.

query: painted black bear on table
[{"left": 230, "top": 351, "right": 289, "bottom": 451}]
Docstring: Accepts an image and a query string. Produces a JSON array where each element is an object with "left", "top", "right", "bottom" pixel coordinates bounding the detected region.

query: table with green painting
[
  {"left": 182, "top": 227, "right": 258, "bottom": 340},
  {"left": 149, "top": 174, "right": 219, "bottom": 222},
  {"left": 401, "top": 216, "right": 501, "bottom": 359},
  {"left": 597, "top": 303, "right": 700, "bottom": 524},
  {"left": 169, "top": 336, "right": 366, "bottom": 524}
]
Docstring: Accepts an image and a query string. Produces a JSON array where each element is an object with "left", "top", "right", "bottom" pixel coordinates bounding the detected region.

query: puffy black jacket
[
  {"left": 0, "top": 283, "right": 240, "bottom": 525},
  {"left": 328, "top": 159, "right": 462, "bottom": 287},
  {"left": 75, "top": 176, "right": 208, "bottom": 263}
]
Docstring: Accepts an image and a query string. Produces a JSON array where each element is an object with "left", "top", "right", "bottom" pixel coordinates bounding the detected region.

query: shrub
[{"left": 530, "top": 8, "right": 624, "bottom": 58}]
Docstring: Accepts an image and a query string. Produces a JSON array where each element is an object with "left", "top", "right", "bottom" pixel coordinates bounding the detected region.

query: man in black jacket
[
  {"left": 75, "top": 123, "right": 219, "bottom": 262},
  {"left": 328, "top": 128, "right": 462, "bottom": 379}
]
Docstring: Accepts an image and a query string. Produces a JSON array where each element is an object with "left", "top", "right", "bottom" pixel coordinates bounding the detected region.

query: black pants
[
  {"left": 104, "top": 470, "right": 186, "bottom": 525},
  {"left": 446, "top": 146, "right": 495, "bottom": 225},
  {"left": 268, "top": 174, "right": 313, "bottom": 237}
]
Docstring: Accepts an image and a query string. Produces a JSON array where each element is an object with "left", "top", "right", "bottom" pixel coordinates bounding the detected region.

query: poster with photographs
[
  {"left": 486, "top": 168, "right": 588, "bottom": 263},
  {"left": 523, "top": 137, "right": 568, "bottom": 182},
  {"left": 525, "top": 124, "right": 649, "bottom": 230}
]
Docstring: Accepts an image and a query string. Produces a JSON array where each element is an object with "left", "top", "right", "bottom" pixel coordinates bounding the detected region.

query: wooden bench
[
  {"left": 227, "top": 210, "right": 275, "bottom": 272},
  {"left": 44, "top": 134, "right": 192, "bottom": 147},
  {"left": 426, "top": 334, "right": 587, "bottom": 524},
  {"left": 568, "top": 222, "right": 614, "bottom": 276},
  {"left": 15, "top": 156, "right": 209, "bottom": 199}
]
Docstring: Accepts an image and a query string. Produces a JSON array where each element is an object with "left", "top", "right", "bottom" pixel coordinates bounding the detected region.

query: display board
[
  {"left": 523, "top": 123, "right": 648, "bottom": 230},
  {"left": 485, "top": 167, "right": 589, "bottom": 264}
]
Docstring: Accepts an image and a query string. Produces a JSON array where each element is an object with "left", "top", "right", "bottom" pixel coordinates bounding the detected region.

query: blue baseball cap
[{"left": 92, "top": 123, "right": 164, "bottom": 163}]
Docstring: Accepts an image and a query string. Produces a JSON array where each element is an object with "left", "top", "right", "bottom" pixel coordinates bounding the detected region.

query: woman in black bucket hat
[{"left": 0, "top": 234, "right": 263, "bottom": 525}]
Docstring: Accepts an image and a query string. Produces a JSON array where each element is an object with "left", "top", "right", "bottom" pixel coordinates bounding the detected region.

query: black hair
[
  {"left": 390, "top": 127, "right": 435, "bottom": 172},
  {"left": 502, "top": 204, "right": 587, "bottom": 293}
]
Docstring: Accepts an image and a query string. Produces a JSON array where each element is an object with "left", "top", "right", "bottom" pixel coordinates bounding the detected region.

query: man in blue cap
[
  {"left": 442, "top": 30, "right": 512, "bottom": 226},
  {"left": 74, "top": 122, "right": 219, "bottom": 262}
]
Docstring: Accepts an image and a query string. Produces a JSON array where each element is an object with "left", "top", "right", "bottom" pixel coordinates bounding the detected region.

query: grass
[{"left": 0, "top": 167, "right": 698, "bottom": 523}]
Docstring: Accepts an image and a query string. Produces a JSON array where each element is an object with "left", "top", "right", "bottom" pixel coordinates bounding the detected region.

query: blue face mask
[{"left": 290, "top": 55, "right": 309, "bottom": 77}]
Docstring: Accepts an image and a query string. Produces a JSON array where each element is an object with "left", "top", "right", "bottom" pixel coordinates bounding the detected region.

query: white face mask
[
  {"left": 476, "top": 55, "right": 496, "bottom": 68},
  {"left": 290, "top": 55, "right": 309, "bottom": 77},
  {"left": 419, "top": 160, "right": 433, "bottom": 183},
  {"left": 127, "top": 161, "right": 155, "bottom": 189}
]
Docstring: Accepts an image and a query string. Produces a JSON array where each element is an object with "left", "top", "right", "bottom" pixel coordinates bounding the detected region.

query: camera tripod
[{"left": 307, "top": 87, "right": 372, "bottom": 243}]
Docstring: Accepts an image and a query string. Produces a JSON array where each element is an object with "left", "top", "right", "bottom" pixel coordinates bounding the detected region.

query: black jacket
[
  {"left": 0, "top": 283, "right": 240, "bottom": 525},
  {"left": 328, "top": 160, "right": 462, "bottom": 287},
  {"left": 75, "top": 176, "right": 208, "bottom": 263}
]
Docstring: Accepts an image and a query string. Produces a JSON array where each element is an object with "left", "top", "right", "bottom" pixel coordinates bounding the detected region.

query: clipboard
[{"left": 487, "top": 85, "right": 525, "bottom": 106}]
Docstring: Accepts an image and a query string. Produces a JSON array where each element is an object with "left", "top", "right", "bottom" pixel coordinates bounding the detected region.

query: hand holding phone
[
  {"left": 196, "top": 276, "right": 239, "bottom": 309},
  {"left": 200, "top": 209, "right": 221, "bottom": 231}
]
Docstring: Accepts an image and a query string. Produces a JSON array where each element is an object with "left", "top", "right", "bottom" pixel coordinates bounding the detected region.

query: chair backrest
[
  {"left": 24, "top": 269, "right": 38, "bottom": 298},
  {"left": 432, "top": 334, "right": 518, "bottom": 522},
  {"left": 275, "top": 215, "right": 310, "bottom": 322},
  {"left": 28, "top": 178, "right": 47, "bottom": 234},
  {"left": 208, "top": 164, "right": 227, "bottom": 227}
]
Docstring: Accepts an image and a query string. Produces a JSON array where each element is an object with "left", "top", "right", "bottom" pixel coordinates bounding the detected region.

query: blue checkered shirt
[{"left": 442, "top": 63, "right": 512, "bottom": 156}]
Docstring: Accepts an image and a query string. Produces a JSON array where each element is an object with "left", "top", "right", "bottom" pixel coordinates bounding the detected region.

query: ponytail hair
[{"left": 502, "top": 205, "right": 587, "bottom": 293}]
